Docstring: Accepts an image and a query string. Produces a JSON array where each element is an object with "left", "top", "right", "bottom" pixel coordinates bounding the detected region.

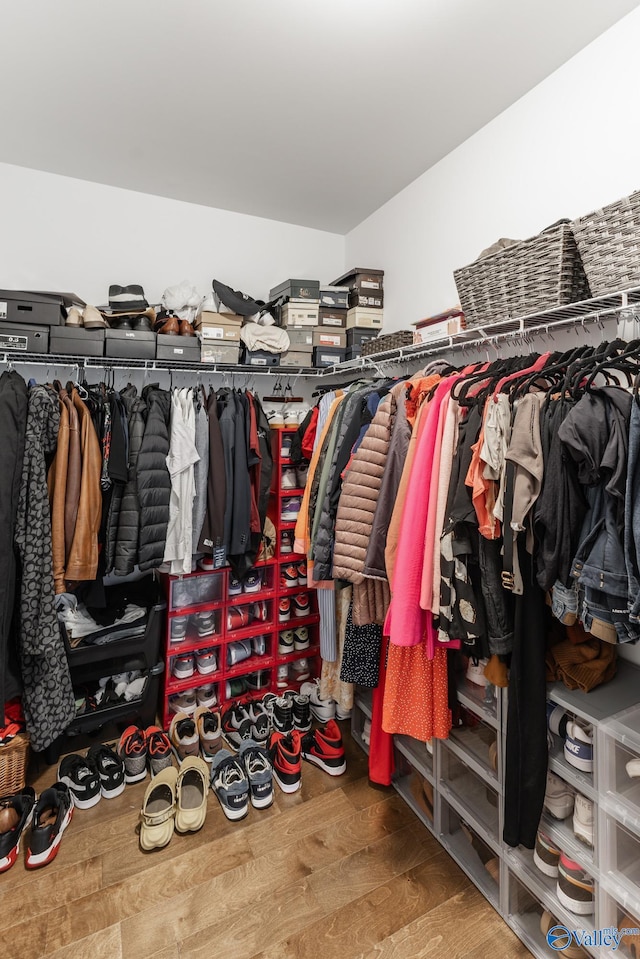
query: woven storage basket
[
  {"left": 571, "top": 190, "right": 640, "bottom": 295},
  {"left": 454, "top": 220, "right": 590, "bottom": 328},
  {"left": 361, "top": 330, "right": 414, "bottom": 356},
  {"left": 0, "top": 733, "right": 30, "bottom": 798}
]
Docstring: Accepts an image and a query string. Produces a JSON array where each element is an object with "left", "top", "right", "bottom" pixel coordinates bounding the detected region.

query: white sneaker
[
  {"left": 564, "top": 720, "right": 594, "bottom": 773},
  {"left": 362, "top": 718, "right": 371, "bottom": 746},
  {"left": 573, "top": 793, "right": 594, "bottom": 846},
  {"left": 278, "top": 630, "right": 294, "bottom": 655},
  {"left": 268, "top": 411, "right": 284, "bottom": 428},
  {"left": 466, "top": 658, "right": 488, "bottom": 686},
  {"left": 281, "top": 468, "right": 298, "bottom": 490},
  {"left": 197, "top": 684, "right": 218, "bottom": 708},
  {"left": 544, "top": 772, "right": 575, "bottom": 820},
  {"left": 283, "top": 410, "right": 299, "bottom": 427},
  {"left": 276, "top": 664, "right": 289, "bottom": 689},
  {"left": 290, "top": 658, "right": 310, "bottom": 682},
  {"left": 299, "top": 679, "right": 335, "bottom": 723}
]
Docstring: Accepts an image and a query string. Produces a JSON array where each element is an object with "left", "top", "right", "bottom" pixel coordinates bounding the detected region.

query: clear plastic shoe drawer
[
  {"left": 599, "top": 705, "right": 640, "bottom": 827},
  {"left": 439, "top": 741, "right": 500, "bottom": 845}
]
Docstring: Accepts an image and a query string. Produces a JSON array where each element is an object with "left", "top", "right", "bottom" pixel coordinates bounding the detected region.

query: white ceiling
[{"left": 1, "top": 0, "right": 638, "bottom": 234}]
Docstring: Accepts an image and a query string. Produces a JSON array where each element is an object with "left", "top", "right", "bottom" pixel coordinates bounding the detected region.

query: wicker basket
[
  {"left": 453, "top": 220, "right": 590, "bottom": 328},
  {"left": 361, "top": 330, "right": 414, "bottom": 357},
  {"left": 571, "top": 190, "right": 640, "bottom": 295},
  {"left": 0, "top": 733, "right": 30, "bottom": 798}
]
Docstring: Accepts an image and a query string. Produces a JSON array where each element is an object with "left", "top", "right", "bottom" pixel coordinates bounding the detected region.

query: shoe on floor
[
  {"left": 272, "top": 695, "right": 294, "bottom": 734},
  {"left": 533, "top": 830, "right": 561, "bottom": 877},
  {"left": 301, "top": 719, "right": 346, "bottom": 776},
  {"left": 86, "top": 743, "right": 126, "bottom": 798},
  {"left": 194, "top": 706, "right": 222, "bottom": 762},
  {"left": 564, "top": 720, "right": 593, "bottom": 773},
  {"left": 556, "top": 853, "right": 594, "bottom": 915},
  {"left": 26, "top": 783, "right": 74, "bottom": 868},
  {"left": 118, "top": 725, "right": 148, "bottom": 784},
  {"left": 144, "top": 727, "right": 174, "bottom": 777},
  {"left": 292, "top": 694, "right": 311, "bottom": 732},
  {"left": 544, "top": 772, "right": 575, "bottom": 820},
  {"left": 573, "top": 793, "right": 594, "bottom": 847},
  {"left": 175, "top": 757, "right": 209, "bottom": 833},
  {"left": 58, "top": 753, "right": 101, "bottom": 809},
  {"left": 221, "top": 703, "right": 253, "bottom": 749},
  {"left": 238, "top": 739, "right": 274, "bottom": 809},
  {"left": 169, "top": 712, "right": 200, "bottom": 762},
  {"left": 540, "top": 911, "right": 589, "bottom": 959},
  {"left": 299, "top": 679, "right": 335, "bottom": 723},
  {"left": 210, "top": 750, "right": 250, "bottom": 820},
  {"left": 0, "top": 787, "right": 36, "bottom": 873},
  {"left": 269, "top": 730, "right": 302, "bottom": 794},
  {"left": 139, "top": 766, "right": 178, "bottom": 851}
]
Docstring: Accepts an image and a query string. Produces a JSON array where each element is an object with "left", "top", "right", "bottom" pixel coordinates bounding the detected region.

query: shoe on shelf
[
  {"left": 300, "top": 719, "right": 346, "bottom": 776},
  {"left": 86, "top": 743, "right": 126, "bottom": 798},
  {"left": 564, "top": 721, "right": 594, "bottom": 773},
  {"left": 533, "top": 830, "right": 561, "bottom": 877},
  {"left": 547, "top": 701, "right": 570, "bottom": 739},
  {"left": 144, "top": 727, "right": 174, "bottom": 777},
  {"left": 227, "top": 639, "right": 252, "bottom": 667},
  {"left": 362, "top": 718, "right": 372, "bottom": 746},
  {"left": 252, "top": 634, "right": 267, "bottom": 656},
  {"left": 300, "top": 679, "right": 336, "bottom": 724},
  {"left": 228, "top": 575, "right": 243, "bottom": 598},
  {"left": 25, "top": 783, "right": 74, "bottom": 869},
  {"left": 291, "top": 658, "right": 311, "bottom": 682},
  {"left": 540, "top": 912, "right": 589, "bottom": 959},
  {"left": 281, "top": 497, "right": 301, "bottom": 522},
  {"left": 281, "top": 468, "right": 298, "bottom": 490},
  {"left": 169, "top": 690, "right": 197, "bottom": 716},
  {"left": 198, "top": 556, "right": 216, "bottom": 571},
  {"left": 117, "top": 725, "right": 149, "bottom": 784},
  {"left": 544, "top": 772, "right": 575, "bottom": 820},
  {"left": 238, "top": 739, "right": 274, "bottom": 809},
  {"left": 292, "top": 694, "right": 312, "bottom": 733},
  {"left": 626, "top": 758, "right": 640, "bottom": 779},
  {"left": 139, "top": 766, "right": 178, "bottom": 851},
  {"left": 196, "top": 648, "right": 218, "bottom": 675},
  {"left": 225, "top": 678, "right": 247, "bottom": 699},
  {"left": 297, "top": 562, "right": 307, "bottom": 586},
  {"left": 169, "top": 712, "right": 201, "bottom": 762},
  {"left": 194, "top": 706, "right": 222, "bottom": 762},
  {"left": 293, "top": 626, "right": 309, "bottom": 650},
  {"left": 57, "top": 753, "right": 101, "bottom": 810},
  {"left": 272, "top": 695, "right": 294, "bottom": 734},
  {"left": 268, "top": 411, "right": 285, "bottom": 428},
  {"left": 0, "top": 787, "right": 36, "bottom": 873},
  {"left": 283, "top": 410, "right": 299, "bottom": 428},
  {"left": 196, "top": 684, "right": 218, "bottom": 709},
  {"left": 172, "top": 653, "right": 195, "bottom": 680},
  {"left": 279, "top": 598, "right": 291, "bottom": 623},
  {"left": 243, "top": 572, "right": 263, "bottom": 594},
  {"left": 278, "top": 630, "right": 294, "bottom": 655},
  {"left": 556, "top": 853, "right": 594, "bottom": 915},
  {"left": 465, "top": 658, "right": 488, "bottom": 686},
  {"left": 295, "top": 463, "right": 309, "bottom": 488},
  {"left": 227, "top": 606, "right": 252, "bottom": 631},
  {"left": 210, "top": 750, "right": 250, "bottom": 821},
  {"left": 269, "top": 730, "right": 302, "bottom": 794},
  {"left": 573, "top": 793, "right": 594, "bottom": 847},
  {"left": 245, "top": 671, "right": 270, "bottom": 693},
  {"left": 175, "top": 757, "right": 209, "bottom": 834},
  {"left": 293, "top": 594, "right": 310, "bottom": 618},
  {"left": 276, "top": 664, "right": 290, "bottom": 689},
  {"left": 281, "top": 435, "right": 293, "bottom": 458},
  {"left": 280, "top": 565, "right": 298, "bottom": 590},
  {"left": 194, "top": 611, "right": 218, "bottom": 638},
  {"left": 170, "top": 615, "right": 189, "bottom": 643},
  {"left": 252, "top": 601, "right": 269, "bottom": 623},
  {"left": 280, "top": 531, "right": 294, "bottom": 554}
]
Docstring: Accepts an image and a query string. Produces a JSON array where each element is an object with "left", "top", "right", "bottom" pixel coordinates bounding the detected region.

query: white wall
[
  {"left": 0, "top": 162, "right": 345, "bottom": 308},
  {"left": 346, "top": 7, "right": 640, "bottom": 332}
]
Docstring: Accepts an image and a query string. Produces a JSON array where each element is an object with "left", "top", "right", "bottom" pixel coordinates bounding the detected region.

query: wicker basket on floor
[
  {"left": 571, "top": 190, "right": 640, "bottom": 295},
  {"left": 361, "top": 330, "right": 415, "bottom": 356},
  {"left": 454, "top": 220, "right": 590, "bottom": 328},
  {"left": 0, "top": 733, "right": 30, "bottom": 798}
]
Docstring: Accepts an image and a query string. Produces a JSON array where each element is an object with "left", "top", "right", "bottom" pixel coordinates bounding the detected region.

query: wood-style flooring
[{"left": 3, "top": 730, "right": 532, "bottom": 959}]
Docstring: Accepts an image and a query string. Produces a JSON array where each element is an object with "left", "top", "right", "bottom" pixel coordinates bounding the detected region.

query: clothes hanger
[{"left": 581, "top": 338, "right": 640, "bottom": 393}]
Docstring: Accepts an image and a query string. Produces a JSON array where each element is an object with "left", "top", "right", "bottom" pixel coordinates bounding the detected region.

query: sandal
[{"left": 139, "top": 766, "right": 178, "bottom": 851}]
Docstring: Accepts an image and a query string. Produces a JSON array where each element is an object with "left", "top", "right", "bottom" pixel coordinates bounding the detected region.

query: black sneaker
[
  {"left": 221, "top": 703, "right": 254, "bottom": 749},
  {"left": 26, "top": 783, "right": 74, "bottom": 869},
  {"left": 238, "top": 739, "right": 274, "bottom": 809},
  {"left": 86, "top": 744, "right": 126, "bottom": 799},
  {"left": 292, "top": 694, "right": 312, "bottom": 732},
  {"left": 0, "top": 787, "right": 36, "bottom": 873},
  {"left": 272, "top": 696, "right": 294, "bottom": 734},
  {"left": 57, "top": 753, "right": 101, "bottom": 809}
]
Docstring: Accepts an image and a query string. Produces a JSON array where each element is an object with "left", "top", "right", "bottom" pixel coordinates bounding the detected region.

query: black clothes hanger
[{"left": 582, "top": 338, "right": 640, "bottom": 393}]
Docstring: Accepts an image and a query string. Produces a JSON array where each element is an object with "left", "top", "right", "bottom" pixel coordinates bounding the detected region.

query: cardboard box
[
  {"left": 50, "top": 326, "right": 105, "bottom": 357},
  {"left": 319, "top": 286, "right": 349, "bottom": 309},
  {"left": 283, "top": 350, "right": 314, "bottom": 367},
  {"left": 346, "top": 328, "right": 379, "bottom": 349},
  {"left": 241, "top": 348, "right": 280, "bottom": 367},
  {"left": 415, "top": 316, "right": 464, "bottom": 343},
  {"left": 319, "top": 308, "right": 346, "bottom": 328},
  {"left": 313, "top": 346, "right": 347, "bottom": 368},
  {"left": 345, "top": 346, "right": 361, "bottom": 361},
  {"left": 287, "top": 328, "right": 314, "bottom": 349},
  {"left": 198, "top": 322, "right": 241, "bottom": 343},
  {"left": 0, "top": 322, "right": 49, "bottom": 353},
  {"left": 196, "top": 310, "right": 242, "bottom": 328},
  {"left": 330, "top": 268, "right": 384, "bottom": 292},
  {"left": 282, "top": 303, "right": 319, "bottom": 327},
  {"left": 346, "top": 308, "right": 384, "bottom": 330},
  {"left": 156, "top": 334, "right": 201, "bottom": 362},
  {"left": 0, "top": 290, "right": 77, "bottom": 327},
  {"left": 312, "top": 328, "right": 347, "bottom": 349},
  {"left": 348, "top": 290, "right": 384, "bottom": 309},
  {"left": 105, "top": 329, "right": 156, "bottom": 359},
  {"left": 201, "top": 342, "right": 241, "bottom": 364},
  {"left": 269, "top": 279, "right": 320, "bottom": 301}
]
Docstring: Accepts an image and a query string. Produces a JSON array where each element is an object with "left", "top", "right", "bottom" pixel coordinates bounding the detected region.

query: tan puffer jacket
[
  {"left": 332, "top": 393, "right": 394, "bottom": 584},
  {"left": 352, "top": 578, "right": 391, "bottom": 626}
]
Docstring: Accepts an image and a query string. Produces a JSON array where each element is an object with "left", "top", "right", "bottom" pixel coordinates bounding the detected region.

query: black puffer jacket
[
  {"left": 137, "top": 386, "right": 171, "bottom": 571},
  {"left": 108, "top": 385, "right": 147, "bottom": 575}
]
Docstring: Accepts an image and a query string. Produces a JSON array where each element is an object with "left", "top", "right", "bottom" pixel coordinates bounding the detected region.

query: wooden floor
[{"left": 3, "top": 729, "right": 532, "bottom": 959}]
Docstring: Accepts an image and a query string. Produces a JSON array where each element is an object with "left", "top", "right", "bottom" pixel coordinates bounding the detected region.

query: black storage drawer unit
[
  {"left": 0, "top": 322, "right": 49, "bottom": 353},
  {"left": 61, "top": 601, "right": 165, "bottom": 680}
]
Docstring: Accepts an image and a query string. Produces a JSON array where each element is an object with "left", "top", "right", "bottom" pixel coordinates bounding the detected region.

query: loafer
[
  {"left": 175, "top": 756, "right": 209, "bottom": 833},
  {"left": 83, "top": 305, "right": 109, "bottom": 329},
  {"left": 139, "top": 766, "right": 178, "bottom": 851},
  {"left": 179, "top": 320, "right": 196, "bottom": 336},
  {"left": 158, "top": 315, "right": 179, "bottom": 335}
]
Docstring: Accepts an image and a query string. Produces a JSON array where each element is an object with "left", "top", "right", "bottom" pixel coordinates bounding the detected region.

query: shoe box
[
  {"left": 50, "top": 326, "right": 105, "bottom": 357},
  {"left": 346, "top": 308, "right": 384, "bottom": 331},
  {"left": 269, "top": 279, "right": 320, "bottom": 301},
  {"left": 346, "top": 327, "right": 380, "bottom": 350},
  {"left": 200, "top": 341, "right": 241, "bottom": 364},
  {"left": 345, "top": 346, "right": 361, "bottom": 361},
  {"left": 281, "top": 303, "right": 319, "bottom": 328},
  {"left": 0, "top": 321, "right": 49, "bottom": 353},
  {"left": 330, "top": 267, "right": 384, "bottom": 293},
  {"left": 319, "top": 286, "right": 349, "bottom": 309},
  {"left": 319, "top": 308, "right": 347, "bottom": 328},
  {"left": 195, "top": 311, "right": 242, "bottom": 342},
  {"left": 241, "top": 348, "right": 280, "bottom": 367},
  {"left": 283, "top": 350, "right": 314, "bottom": 367},
  {"left": 312, "top": 327, "right": 347, "bottom": 349},
  {"left": 287, "top": 328, "right": 314, "bottom": 350},
  {"left": 105, "top": 329, "right": 156, "bottom": 359},
  {"left": 349, "top": 290, "right": 384, "bottom": 309},
  {"left": 313, "top": 346, "right": 347, "bottom": 368},
  {"left": 156, "top": 333, "right": 201, "bottom": 362},
  {"left": 0, "top": 289, "right": 79, "bottom": 327}
]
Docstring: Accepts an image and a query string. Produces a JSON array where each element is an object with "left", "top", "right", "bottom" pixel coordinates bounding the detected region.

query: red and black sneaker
[
  {"left": 0, "top": 787, "right": 36, "bottom": 873},
  {"left": 280, "top": 565, "right": 298, "bottom": 590},
  {"left": 25, "top": 783, "right": 74, "bottom": 869},
  {"left": 278, "top": 598, "right": 291, "bottom": 623},
  {"left": 268, "top": 729, "right": 301, "bottom": 794},
  {"left": 300, "top": 719, "right": 346, "bottom": 776}
]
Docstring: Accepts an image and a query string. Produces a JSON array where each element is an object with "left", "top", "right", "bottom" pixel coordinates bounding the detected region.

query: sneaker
[
  {"left": 300, "top": 719, "right": 346, "bottom": 776},
  {"left": 280, "top": 531, "right": 294, "bottom": 554},
  {"left": 170, "top": 615, "right": 189, "bottom": 643},
  {"left": 238, "top": 739, "right": 274, "bottom": 809},
  {"left": 58, "top": 753, "right": 101, "bottom": 809},
  {"left": 194, "top": 611, "right": 217, "bottom": 637},
  {"left": 250, "top": 711, "right": 271, "bottom": 745},
  {"left": 272, "top": 695, "right": 294, "bottom": 734},
  {"left": 278, "top": 630, "right": 294, "bottom": 655},
  {"left": 86, "top": 744, "right": 126, "bottom": 798},
  {"left": 198, "top": 555, "right": 216, "bottom": 571},
  {"left": 222, "top": 703, "right": 254, "bottom": 749},
  {"left": 297, "top": 562, "right": 307, "bottom": 586},
  {"left": 557, "top": 853, "right": 594, "bottom": 915},
  {"left": 195, "top": 648, "right": 218, "bottom": 675},
  {"left": 281, "top": 435, "right": 293, "bottom": 458},
  {"left": 283, "top": 410, "right": 299, "bottom": 427},
  {"left": 291, "top": 657, "right": 311, "bottom": 682},
  {"left": 25, "top": 783, "right": 74, "bottom": 869},
  {"left": 281, "top": 497, "right": 301, "bottom": 522},
  {"left": 269, "top": 730, "right": 302, "bottom": 794},
  {"left": 540, "top": 912, "right": 589, "bottom": 959},
  {"left": 279, "top": 598, "right": 291, "bottom": 623},
  {"left": 293, "top": 626, "right": 309, "bottom": 650},
  {"left": 245, "top": 670, "right": 270, "bottom": 692},
  {"left": 227, "top": 606, "right": 251, "bottom": 631},
  {"left": 169, "top": 690, "right": 197, "bottom": 716},
  {"left": 228, "top": 575, "right": 243, "bottom": 597},
  {"left": 573, "top": 793, "right": 594, "bottom": 847},
  {"left": 335, "top": 702, "right": 352, "bottom": 721},
  {"left": 243, "top": 572, "right": 263, "bottom": 594},
  {"left": 268, "top": 411, "right": 285, "bottom": 428},
  {"left": 300, "top": 679, "right": 336, "bottom": 723},
  {"left": 293, "top": 594, "right": 310, "bottom": 618},
  {"left": 280, "top": 565, "right": 298, "bottom": 590},
  {"left": 225, "top": 678, "right": 247, "bottom": 699},
  {"left": 362, "top": 718, "right": 372, "bottom": 746},
  {"left": 544, "top": 772, "right": 575, "bottom": 819},
  {"left": 276, "top": 664, "right": 289, "bottom": 689},
  {"left": 210, "top": 750, "right": 250, "bottom": 821},
  {"left": 296, "top": 463, "right": 309, "bottom": 487},
  {"left": 466, "top": 658, "right": 488, "bottom": 686},
  {"left": 564, "top": 721, "right": 593, "bottom": 773},
  {"left": 252, "top": 601, "right": 269, "bottom": 622},
  {"left": 144, "top": 727, "right": 174, "bottom": 777},
  {"left": 547, "top": 701, "right": 569, "bottom": 738},
  {"left": 281, "top": 468, "right": 298, "bottom": 490},
  {"left": 227, "top": 639, "right": 252, "bottom": 667},
  {"left": 533, "top": 830, "right": 561, "bottom": 877},
  {"left": 169, "top": 712, "right": 200, "bottom": 762},
  {"left": 196, "top": 684, "right": 218, "bottom": 708},
  {"left": 117, "top": 726, "right": 149, "bottom": 784},
  {"left": 194, "top": 706, "right": 222, "bottom": 762},
  {"left": 0, "top": 787, "right": 36, "bottom": 873},
  {"left": 172, "top": 653, "right": 195, "bottom": 680},
  {"left": 292, "top": 694, "right": 312, "bottom": 732}
]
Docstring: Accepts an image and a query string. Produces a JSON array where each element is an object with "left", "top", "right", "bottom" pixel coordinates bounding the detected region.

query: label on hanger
[{"left": 0, "top": 333, "right": 27, "bottom": 351}]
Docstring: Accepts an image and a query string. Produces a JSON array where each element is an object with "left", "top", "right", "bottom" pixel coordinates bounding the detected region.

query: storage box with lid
[
  {"left": 312, "top": 327, "right": 347, "bottom": 349},
  {"left": 105, "top": 329, "right": 156, "bottom": 359},
  {"left": 319, "top": 286, "right": 349, "bottom": 309},
  {"left": 0, "top": 290, "right": 80, "bottom": 327},
  {"left": 50, "top": 326, "right": 105, "bottom": 357},
  {"left": 287, "top": 328, "right": 314, "bottom": 350},
  {"left": 196, "top": 311, "right": 242, "bottom": 341},
  {"left": 346, "top": 328, "right": 379, "bottom": 349},
  {"left": 331, "top": 267, "right": 384, "bottom": 293},
  {"left": 241, "top": 348, "right": 280, "bottom": 367},
  {"left": 201, "top": 342, "right": 240, "bottom": 364},
  {"left": 599, "top": 705, "right": 640, "bottom": 828},
  {"left": 348, "top": 290, "right": 384, "bottom": 309},
  {"left": 414, "top": 308, "right": 465, "bottom": 343},
  {"left": 156, "top": 334, "right": 201, "bottom": 362},
  {"left": 281, "top": 303, "right": 319, "bottom": 328},
  {"left": 0, "top": 322, "right": 49, "bottom": 353},
  {"left": 319, "top": 308, "right": 346, "bottom": 328},
  {"left": 312, "top": 346, "right": 346, "bottom": 368},
  {"left": 269, "top": 279, "right": 320, "bottom": 301},
  {"left": 346, "top": 308, "right": 383, "bottom": 330},
  {"left": 283, "top": 350, "right": 314, "bottom": 367}
]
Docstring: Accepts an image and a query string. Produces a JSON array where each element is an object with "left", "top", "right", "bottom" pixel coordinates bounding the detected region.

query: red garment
[
  {"left": 368, "top": 636, "right": 395, "bottom": 786},
  {"left": 301, "top": 407, "right": 319, "bottom": 460}
]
